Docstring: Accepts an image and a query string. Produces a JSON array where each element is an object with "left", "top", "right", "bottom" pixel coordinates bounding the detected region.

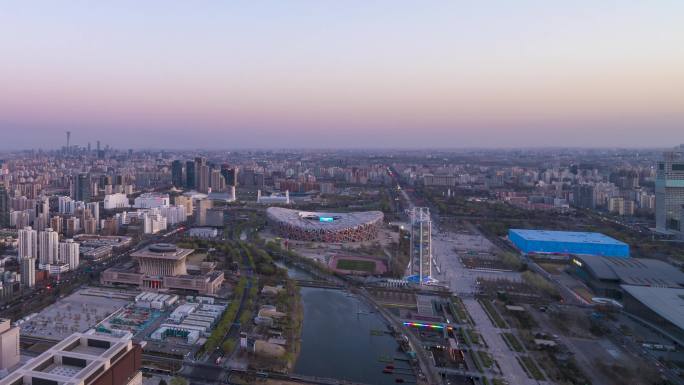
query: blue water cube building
[{"left": 508, "top": 229, "right": 630, "bottom": 258}]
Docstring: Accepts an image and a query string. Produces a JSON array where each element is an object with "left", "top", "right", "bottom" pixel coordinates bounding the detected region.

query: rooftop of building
[
  {"left": 510, "top": 229, "right": 628, "bottom": 246},
  {"left": 182, "top": 191, "right": 208, "bottom": 199},
  {"left": 574, "top": 254, "right": 684, "bottom": 287},
  {"left": 136, "top": 192, "right": 169, "bottom": 197},
  {"left": 168, "top": 270, "right": 224, "bottom": 281},
  {"left": 131, "top": 243, "right": 194, "bottom": 260},
  {"left": 0, "top": 330, "right": 134, "bottom": 385},
  {"left": 19, "top": 288, "right": 132, "bottom": 341},
  {"left": 266, "top": 206, "right": 383, "bottom": 231},
  {"left": 621, "top": 285, "right": 684, "bottom": 333},
  {"left": 73, "top": 234, "right": 133, "bottom": 245}
]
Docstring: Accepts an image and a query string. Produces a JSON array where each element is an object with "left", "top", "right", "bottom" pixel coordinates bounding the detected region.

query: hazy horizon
[
  {"left": 2, "top": 144, "right": 681, "bottom": 153},
  {"left": 1, "top": 1, "right": 682, "bottom": 149}
]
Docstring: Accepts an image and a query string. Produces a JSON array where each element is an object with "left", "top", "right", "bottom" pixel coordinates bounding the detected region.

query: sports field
[{"left": 336, "top": 259, "right": 376, "bottom": 272}]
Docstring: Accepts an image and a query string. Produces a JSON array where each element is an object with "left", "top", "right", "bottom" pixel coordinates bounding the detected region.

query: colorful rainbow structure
[{"left": 403, "top": 321, "right": 453, "bottom": 330}]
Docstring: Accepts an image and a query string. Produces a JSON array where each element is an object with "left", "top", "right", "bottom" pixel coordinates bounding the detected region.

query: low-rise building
[
  {"left": 101, "top": 244, "right": 224, "bottom": 295},
  {"left": 571, "top": 254, "right": 684, "bottom": 299},
  {"left": 509, "top": 229, "right": 630, "bottom": 258},
  {"left": 621, "top": 285, "right": 684, "bottom": 345},
  {"left": 0, "top": 330, "right": 142, "bottom": 385}
]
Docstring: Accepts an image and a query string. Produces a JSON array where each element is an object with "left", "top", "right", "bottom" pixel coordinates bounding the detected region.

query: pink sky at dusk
[{"left": 1, "top": 1, "right": 682, "bottom": 149}]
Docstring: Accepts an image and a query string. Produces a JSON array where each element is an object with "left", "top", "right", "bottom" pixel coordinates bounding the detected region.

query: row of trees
[
  {"left": 205, "top": 242, "right": 265, "bottom": 354},
  {"left": 202, "top": 276, "right": 247, "bottom": 354},
  {"left": 240, "top": 242, "right": 281, "bottom": 276}
]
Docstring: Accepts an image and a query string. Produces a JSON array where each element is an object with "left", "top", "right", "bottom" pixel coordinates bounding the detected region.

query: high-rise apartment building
[
  {"left": 573, "top": 184, "right": 596, "bottom": 209},
  {"left": 171, "top": 160, "right": 184, "bottom": 188},
  {"left": 34, "top": 214, "right": 49, "bottom": 232},
  {"left": 174, "top": 195, "right": 194, "bottom": 217},
  {"left": 196, "top": 198, "right": 213, "bottom": 226},
  {"left": 194, "top": 157, "right": 210, "bottom": 193},
  {"left": 185, "top": 160, "right": 196, "bottom": 189},
  {"left": 608, "top": 197, "right": 635, "bottom": 216},
  {"left": 72, "top": 173, "right": 91, "bottom": 202},
  {"left": 66, "top": 217, "right": 80, "bottom": 236},
  {"left": 84, "top": 218, "right": 98, "bottom": 234},
  {"left": 210, "top": 168, "right": 226, "bottom": 192},
  {"left": 59, "top": 239, "right": 80, "bottom": 270},
  {"left": 50, "top": 216, "right": 63, "bottom": 235},
  {"left": 38, "top": 227, "right": 59, "bottom": 265},
  {"left": 20, "top": 256, "right": 35, "bottom": 288},
  {"left": 87, "top": 201, "right": 100, "bottom": 225},
  {"left": 102, "top": 218, "right": 119, "bottom": 236},
  {"left": 221, "top": 165, "right": 238, "bottom": 187},
  {"left": 241, "top": 169, "right": 255, "bottom": 187},
  {"left": 99, "top": 174, "right": 113, "bottom": 189},
  {"left": 143, "top": 212, "right": 167, "bottom": 234},
  {"left": 58, "top": 196, "right": 74, "bottom": 214},
  {"left": 18, "top": 226, "right": 37, "bottom": 288},
  {"left": 18, "top": 226, "right": 37, "bottom": 259},
  {"left": 409, "top": 207, "right": 432, "bottom": 284},
  {"left": 254, "top": 173, "right": 265, "bottom": 188},
  {"left": 198, "top": 165, "right": 210, "bottom": 192},
  {"left": 39, "top": 196, "right": 50, "bottom": 216},
  {"left": 656, "top": 146, "right": 684, "bottom": 232},
  {"left": 0, "top": 186, "right": 8, "bottom": 228}
]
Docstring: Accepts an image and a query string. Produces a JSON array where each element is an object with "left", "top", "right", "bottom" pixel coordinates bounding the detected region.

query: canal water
[
  {"left": 274, "top": 261, "right": 315, "bottom": 280},
  {"left": 275, "top": 260, "right": 414, "bottom": 384},
  {"left": 294, "top": 287, "right": 414, "bottom": 384}
]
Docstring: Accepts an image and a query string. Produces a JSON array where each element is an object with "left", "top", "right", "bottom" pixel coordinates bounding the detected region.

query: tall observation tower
[{"left": 408, "top": 207, "right": 433, "bottom": 284}]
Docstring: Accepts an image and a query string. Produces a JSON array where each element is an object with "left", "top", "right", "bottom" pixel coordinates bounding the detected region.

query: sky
[{"left": 1, "top": 1, "right": 683, "bottom": 150}]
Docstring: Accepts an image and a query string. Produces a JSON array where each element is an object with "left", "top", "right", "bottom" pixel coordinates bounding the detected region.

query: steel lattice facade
[{"left": 267, "top": 207, "right": 383, "bottom": 242}]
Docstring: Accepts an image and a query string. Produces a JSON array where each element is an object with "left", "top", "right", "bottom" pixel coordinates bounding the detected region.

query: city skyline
[{"left": 1, "top": 1, "right": 683, "bottom": 149}]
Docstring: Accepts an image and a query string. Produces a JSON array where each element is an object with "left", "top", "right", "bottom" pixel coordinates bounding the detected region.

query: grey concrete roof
[
  {"left": 575, "top": 255, "right": 684, "bottom": 287},
  {"left": 131, "top": 244, "right": 194, "bottom": 260},
  {"left": 621, "top": 285, "right": 684, "bottom": 332}
]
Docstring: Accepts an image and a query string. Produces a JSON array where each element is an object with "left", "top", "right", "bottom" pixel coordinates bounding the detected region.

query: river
[
  {"left": 276, "top": 262, "right": 414, "bottom": 384},
  {"left": 274, "top": 260, "right": 315, "bottom": 280}
]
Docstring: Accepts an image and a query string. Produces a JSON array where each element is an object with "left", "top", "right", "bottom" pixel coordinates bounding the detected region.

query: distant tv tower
[{"left": 66, "top": 131, "right": 71, "bottom": 152}]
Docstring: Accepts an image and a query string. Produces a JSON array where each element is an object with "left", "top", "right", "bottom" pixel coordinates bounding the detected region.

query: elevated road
[{"left": 295, "top": 279, "right": 345, "bottom": 289}]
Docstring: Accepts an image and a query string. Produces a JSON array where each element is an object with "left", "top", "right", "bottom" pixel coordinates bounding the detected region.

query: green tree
[
  {"left": 222, "top": 339, "right": 236, "bottom": 354},
  {"left": 169, "top": 377, "right": 188, "bottom": 385}
]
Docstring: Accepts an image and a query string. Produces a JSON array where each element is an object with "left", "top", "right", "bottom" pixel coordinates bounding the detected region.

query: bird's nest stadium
[{"left": 266, "top": 207, "right": 384, "bottom": 243}]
